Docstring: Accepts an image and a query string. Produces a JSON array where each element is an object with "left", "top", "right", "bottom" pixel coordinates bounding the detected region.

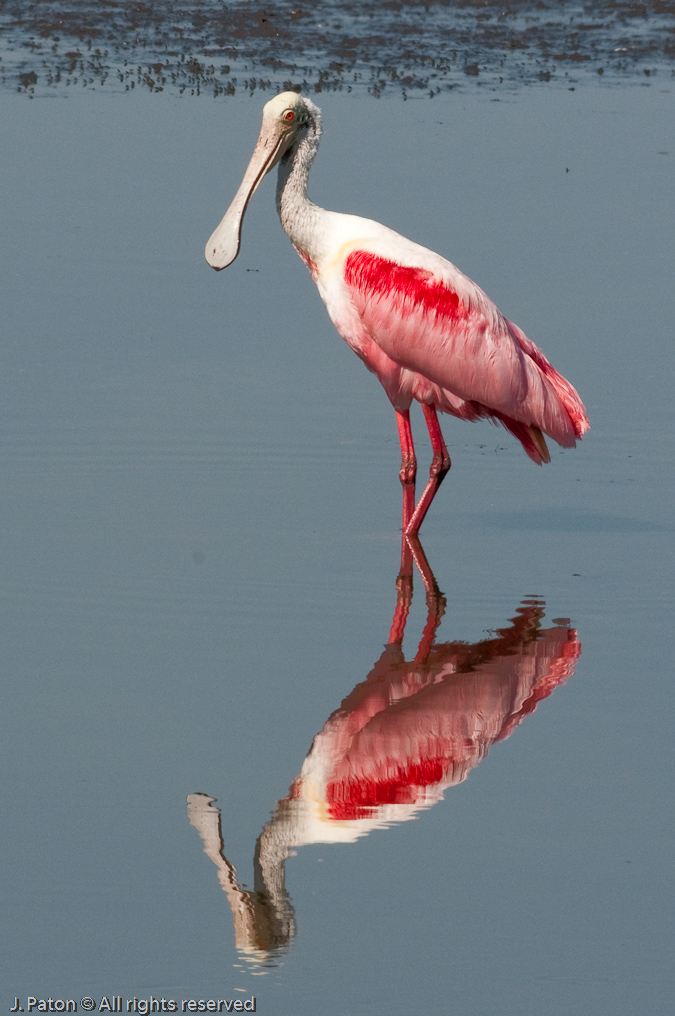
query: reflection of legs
[
  {"left": 389, "top": 533, "right": 414, "bottom": 645},
  {"left": 395, "top": 408, "right": 417, "bottom": 534},
  {"left": 407, "top": 535, "right": 446, "bottom": 662},
  {"left": 406, "top": 404, "right": 451, "bottom": 536},
  {"left": 388, "top": 532, "right": 446, "bottom": 652}
]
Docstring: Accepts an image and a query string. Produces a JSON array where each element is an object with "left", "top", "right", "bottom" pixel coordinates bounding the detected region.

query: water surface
[{"left": 0, "top": 66, "right": 673, "bottom": 1016}]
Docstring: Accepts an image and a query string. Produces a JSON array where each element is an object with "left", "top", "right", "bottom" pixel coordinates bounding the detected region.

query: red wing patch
[
  {"left": 326, "top": 757, "right": 448, "bottom": 820},
  {"left": 345, "top": 250, "right": 468, "bottom": 324}
]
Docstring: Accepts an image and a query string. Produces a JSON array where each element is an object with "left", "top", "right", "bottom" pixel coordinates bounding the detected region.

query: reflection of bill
[{"left": 188, "top": 539, "right": 581, "bottom": 967}]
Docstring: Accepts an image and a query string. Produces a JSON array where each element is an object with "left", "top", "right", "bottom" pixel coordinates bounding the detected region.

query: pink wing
[{"left": 342, "top": 249, "right": 589, "bottom": 461}]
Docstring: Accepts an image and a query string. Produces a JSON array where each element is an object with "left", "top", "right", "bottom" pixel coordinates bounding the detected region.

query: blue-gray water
[{"left": 1, "top": 78, "right": 673, "bottom": 1015}]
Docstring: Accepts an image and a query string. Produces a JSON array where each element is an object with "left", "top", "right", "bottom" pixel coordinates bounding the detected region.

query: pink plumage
[
  {"left": 206, "top": 92, "right": 589, "bottom": 533},
  {"left": 340, "top": 249, "right": 588, "bottom": 463}
]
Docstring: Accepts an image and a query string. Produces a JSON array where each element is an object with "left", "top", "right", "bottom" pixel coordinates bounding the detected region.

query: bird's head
[{"left": 205, "top": 92, "right": 314, "bottom": 271}]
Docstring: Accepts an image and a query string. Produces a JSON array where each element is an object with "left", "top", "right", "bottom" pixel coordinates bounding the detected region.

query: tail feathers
[
  {"left": 528, "top": 425, "right": 551, "bottom": 464},
  {"left": 493, "top": 414, "right": 551, "bottom": 465},
  {"left": 508, "top": 321, "right": 590, "bottom": 439},
  {"left": 435, "top": 394, "right": 552, "bottom": 464}
]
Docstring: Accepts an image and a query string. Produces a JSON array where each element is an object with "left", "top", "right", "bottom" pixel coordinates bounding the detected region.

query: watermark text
[{"left": 9, "top": 999, "right": 256, "bottom": 1014}]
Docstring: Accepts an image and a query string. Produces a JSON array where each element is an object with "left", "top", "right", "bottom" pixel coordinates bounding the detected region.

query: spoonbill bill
[{"left": 205, "top": 93, "right": 589, "bottom": 534}]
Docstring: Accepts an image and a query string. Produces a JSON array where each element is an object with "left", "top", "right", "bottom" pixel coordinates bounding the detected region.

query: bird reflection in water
[{"left": 187, "top": 537, "right": 581, "bottom": 968}]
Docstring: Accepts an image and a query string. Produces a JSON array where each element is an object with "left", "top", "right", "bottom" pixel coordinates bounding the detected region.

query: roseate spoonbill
[{"left": 205, "top": 92, "right": 589, "bottom": 534}]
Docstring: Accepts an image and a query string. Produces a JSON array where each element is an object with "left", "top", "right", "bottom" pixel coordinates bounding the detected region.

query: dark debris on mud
[{"left": 1, "top": 0, "right": 674, "bottom": 97}]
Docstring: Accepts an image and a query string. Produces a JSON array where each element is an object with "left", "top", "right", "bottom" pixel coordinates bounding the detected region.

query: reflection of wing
[{"left": 290, "top": 603, "right": 580, "bottom": 826}]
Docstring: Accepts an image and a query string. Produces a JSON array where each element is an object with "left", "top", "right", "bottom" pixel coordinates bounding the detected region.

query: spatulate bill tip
[{"left": 205, "top": 238, "right": 239, "bottom": 270}]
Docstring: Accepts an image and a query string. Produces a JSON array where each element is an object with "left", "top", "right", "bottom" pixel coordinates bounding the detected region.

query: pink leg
[
  {"left": 391, "top": 411, "right": 415, "bottom": 641},
  {"left": 406, "top": 404, "right": 451, "bottom": 536},
  {"left": 395, "top": 408, "right": 417, "bottom": 534}
]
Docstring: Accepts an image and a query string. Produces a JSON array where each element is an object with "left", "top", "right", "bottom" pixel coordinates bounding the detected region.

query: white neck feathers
[{"left": 275, "top": 98, "right": 326, "bottom": 260}]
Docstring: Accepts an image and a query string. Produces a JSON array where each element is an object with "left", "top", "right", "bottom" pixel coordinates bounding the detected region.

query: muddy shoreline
[{"left": 2, "top": 0, "right": 674, "bottom": 96}]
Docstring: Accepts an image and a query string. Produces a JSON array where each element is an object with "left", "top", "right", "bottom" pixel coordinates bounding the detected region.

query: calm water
[{"left": 1, "top": 73, "right": 673, "bottom": 1015}]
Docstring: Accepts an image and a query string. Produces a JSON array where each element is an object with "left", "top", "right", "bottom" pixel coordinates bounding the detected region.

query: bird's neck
[{"left": 276, "top": 114, "right": 326, "bottom": 263}]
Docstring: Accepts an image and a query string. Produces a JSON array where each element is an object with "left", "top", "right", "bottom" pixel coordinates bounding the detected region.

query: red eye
[{"left": 284, "top": 110, "right": 295, "bottom": 121}]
